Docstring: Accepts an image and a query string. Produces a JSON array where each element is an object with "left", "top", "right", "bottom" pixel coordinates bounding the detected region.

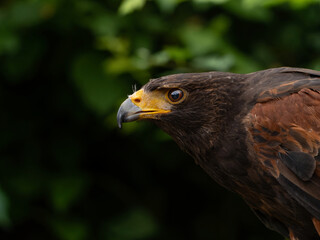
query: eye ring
[{"left": 167, "top": 89, "right": 185, "bottom": 103}]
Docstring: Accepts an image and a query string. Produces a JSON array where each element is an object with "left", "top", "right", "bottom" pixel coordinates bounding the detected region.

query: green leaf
[
  {"left": 83, "top": 13, "right": 120, "bottom": 36},
  {"left": 6, "top": 1, "right": 42, "bottom": 28},
  {"left": 155, "top": 0, "right": 180, "bottom": 12},
  {"left": 51, "top": 218, "right": 88, "bottom": 240},
  {"left": 263, "top": 0, "right": 320, "bottom": 8},
  {"left": 224, "top": 0, "right": 272, "bottom": 21},
  {"left": 106, "top": 208, "right": 158, "bottom": 240},
  {"left": 49, "top": 175, "right": 88, "bottom": 212},
  {"left": 0, "top": 29, "right": 20, "bottom": 55},
  {"left": 288, "top": 0, "right": 320, "bottom": 8},
  {"left": 193, "top": 0, "right": 229, "bottom": 4},
  {"left": 164, "top": 46, "right": 190, "bottom": 64},
  {"left": 119, "top": 0, "right": 147, "bottom": 15},
  {"left": 0, "top": 187, "right": 10, "bottom": 227},
  {"left": 180, "top": 24, "right": 219, "bottom": 56},
  {"left": 192, "top": 54, "right": 234, "bottom": 71},
  {"left": 104, "top": 56, "right": 135, "bottom": 74},
  {"left": 310, "top": 58, "right": 320, "bottom": 71},
  {"left": 72, "top": 53, "right": 123, "bottom": 114},
  {"left": 97, "top": 36, "right": 129, "bottom": 55}
]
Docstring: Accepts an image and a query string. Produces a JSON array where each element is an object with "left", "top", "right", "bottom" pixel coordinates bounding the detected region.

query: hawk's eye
[{"left": 168, "top": 89, "right": 184, "bottom": 103}]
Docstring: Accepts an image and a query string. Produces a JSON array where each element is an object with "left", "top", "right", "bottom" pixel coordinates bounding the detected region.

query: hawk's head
[{"left": 117, "top": 72, "right": 244, "bottom": 156}]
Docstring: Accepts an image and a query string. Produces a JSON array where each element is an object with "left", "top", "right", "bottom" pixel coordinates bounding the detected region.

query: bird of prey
[{"left": 117, "top": 67, "right": 320, "bottom": 240}]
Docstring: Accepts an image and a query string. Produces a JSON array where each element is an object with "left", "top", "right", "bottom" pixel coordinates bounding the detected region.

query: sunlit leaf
[
  {"left": 104, "top": 56, "right": 135, "bottom": 74},
  {"left": 224, "top": 0, "right": 272, "bottom": 21},
  {"left": 155, "top": 0, "right": 180, "bottom": 12},
  {"left": 97, "top": 36, "right": 130, "bottom": 55},
  {"left": 119, "top": 0, "right": 147, "bottom": 15},
  {"left": 193, "top": 0, "right": 229, "bottom": 3},
  {"left": 263, "top": 0, "right": 320, "bottom": 8},
  {"left": 192, "top": 54, "right": 234, "bottom": 71},
  {"left": 164, "top": 46, "right": 190, "bottom": 64}
]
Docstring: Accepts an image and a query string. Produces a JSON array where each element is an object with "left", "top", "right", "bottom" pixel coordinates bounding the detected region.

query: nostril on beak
[{"left": 133, "top": 98, "right": 141, "bottom": 103}]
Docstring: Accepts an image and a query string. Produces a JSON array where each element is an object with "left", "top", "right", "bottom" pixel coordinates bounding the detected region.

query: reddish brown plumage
[
  {"left": 247, "top": 88, "right": 320, "bottom": 239},
  {"left": 249, "top": 88, "right": 320, "bottom": 174},
  {"left": 312, "top": 218, "right": 320, "bottom": 236}
]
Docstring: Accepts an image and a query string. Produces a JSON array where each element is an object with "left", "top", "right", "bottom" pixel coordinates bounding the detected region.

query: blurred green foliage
[{"left": 0, "top": 0, "right": 319, "bottom": 239}]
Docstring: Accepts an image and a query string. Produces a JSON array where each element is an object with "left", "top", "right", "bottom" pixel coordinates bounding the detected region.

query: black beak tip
[
  {"left": 117, "top": 119, "right": 123, "bottom": 129},
  {"left": 117, "top": 98, "right": 142, "bottom": 129},
  {"left": 117, "top": 108, "right": 125, "bottom": 129}
]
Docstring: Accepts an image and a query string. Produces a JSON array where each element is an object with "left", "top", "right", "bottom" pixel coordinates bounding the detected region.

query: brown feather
[
  {"left": 312, "top": 218, "right": 320, "bottom": 236},
  {"left": 289, "top": 229, "right": 299, "bottom": 240},
  {"left": 118, "top": 67, "right": 320, "bottom": 240},
  {"left": 248, "top": 87, "right": 320, "bottom": 237}
]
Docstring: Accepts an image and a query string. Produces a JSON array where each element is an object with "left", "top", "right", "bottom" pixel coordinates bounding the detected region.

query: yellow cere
[{"left": 129, "top": 89, "right": 171, "bottom": 118}]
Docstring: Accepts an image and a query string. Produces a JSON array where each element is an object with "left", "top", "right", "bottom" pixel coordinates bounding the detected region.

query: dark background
[{"left": 0, "top": 0, "right": 320, "bottom": 239}]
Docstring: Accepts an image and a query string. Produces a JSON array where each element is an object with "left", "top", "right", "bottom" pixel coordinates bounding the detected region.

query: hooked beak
[
  {"left": 117, "top": 98, "right": 142, "bottom": 128},
  {"left": 117, "top": 89, "right": 172, "bottom": 128}
]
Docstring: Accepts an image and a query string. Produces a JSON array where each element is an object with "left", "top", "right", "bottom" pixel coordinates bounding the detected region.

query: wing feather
[
  {"left": 278, "top": 151, "right": 316, "bottom": 181},
  {"left": 247, "top": 84, "right": 320, "bottom": 227},
  {"left": 244, "top": 67, "right": 320, "bottom": 103}
]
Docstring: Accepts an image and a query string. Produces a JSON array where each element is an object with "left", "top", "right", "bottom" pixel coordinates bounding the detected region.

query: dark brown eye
[{"left": 168, "top": 89, "right": 184, "bottom": 103}]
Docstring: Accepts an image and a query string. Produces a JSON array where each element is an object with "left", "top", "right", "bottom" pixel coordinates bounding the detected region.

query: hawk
[{"left": 117, "top": 67, "right": 320, "bottom": 240}]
